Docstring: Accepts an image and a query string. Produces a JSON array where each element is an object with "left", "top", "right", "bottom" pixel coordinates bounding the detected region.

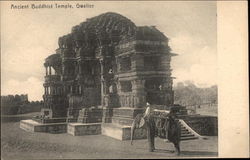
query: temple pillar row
[
  {"left": 45, "top": 66, "right": 57, "bottom": 76},
  {"left": 44, "top": 86, "right": 66, "bottom": 95}
]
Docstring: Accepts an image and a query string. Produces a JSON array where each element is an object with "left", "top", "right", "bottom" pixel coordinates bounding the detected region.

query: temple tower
[{"left": 42, "top": 12, "right": 176, "bottom": 124}]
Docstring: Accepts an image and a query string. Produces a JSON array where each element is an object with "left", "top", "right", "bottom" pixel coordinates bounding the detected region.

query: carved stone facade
[{"left": 42, "top": 12, "right": 176, "bottom": 120}]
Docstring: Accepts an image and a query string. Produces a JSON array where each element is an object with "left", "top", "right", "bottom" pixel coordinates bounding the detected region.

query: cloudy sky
[{"left": 1, "top": 1, "right": 217, "bottom": 101}]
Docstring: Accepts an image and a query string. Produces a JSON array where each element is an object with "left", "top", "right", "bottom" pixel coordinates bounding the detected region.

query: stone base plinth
[
  {"left": 113, "top": 107, "right": 145, "bottom": 119},
  {"left": 77, "top": 108, "right": 103, "bottom": 123},
  {"left": 112, "top": 117, "right": 134, "bottom": 126},
  {"left": 20, "top": 119, "right": 67, "bottom": 133},
  {"left": 33, "top": 117, "right": 67, "bottom": 124},
  {"left": 101, "top": 123, "right": 147, "bottom": 140},
  {"left": 102, "top": 117, "right": 112, "bottom": 123},
  {"left": 112, "top": 107, "right": 145, "bottom": 127},
  {"left": 67, "top": 123, "right": 102, "bottom": 136},
  {"left": 102, "top": 108, "right": 113, "bottom": 123},
  {"left": 78, "top": 117, "right": 103, "bottom": 123}
]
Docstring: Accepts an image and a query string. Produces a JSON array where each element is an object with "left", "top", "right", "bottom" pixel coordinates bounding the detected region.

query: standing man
[{"left": 143, "top": 102, "right": 156, "bottom": 152}]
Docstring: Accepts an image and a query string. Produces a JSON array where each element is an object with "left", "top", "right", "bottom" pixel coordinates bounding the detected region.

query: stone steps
[
  {"left": 181, "top": 133, "right": 195, "bottom": 137},
  {"left": 179, "top": 120, "right": 199, "bottom": 141},
  {"left": 180, "top": 136, "right": 198, "bottom": 141}
]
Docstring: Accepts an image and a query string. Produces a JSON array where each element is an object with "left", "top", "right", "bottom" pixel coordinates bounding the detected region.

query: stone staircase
[
  {"left": 180, "top": 124, "right": 198, "bottom": 141},
  {"left": 179, "top": 119, "right": 207, "bottom": 141}
]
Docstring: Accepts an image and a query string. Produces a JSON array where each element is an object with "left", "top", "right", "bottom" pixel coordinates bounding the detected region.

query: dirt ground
[{"left": 1, "top": 120, "right": 218, "bottom": 159}]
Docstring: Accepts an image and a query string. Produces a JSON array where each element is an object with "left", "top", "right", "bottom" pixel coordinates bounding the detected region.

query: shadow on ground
[
  {"left": 145, "top": 148, "right": 217, "bottom": 157},
  {"left": 181, "top": 150, "right": 218, "bottom": 156}
]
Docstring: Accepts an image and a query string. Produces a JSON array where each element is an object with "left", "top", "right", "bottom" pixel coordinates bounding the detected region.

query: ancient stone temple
[
  {"left": 21, "top": 12, "right": 217, "bottom": 140},
  {"left": 39, "top": 12, "right": 179, "bottom": 138},
  {"left": 42, "top": 12, "right": 176, "bottom": 122}
]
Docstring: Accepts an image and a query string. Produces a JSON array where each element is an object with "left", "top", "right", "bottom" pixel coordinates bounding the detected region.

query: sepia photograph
[{"left": 1, "top": 1, "right": 248, "bottom": 159}]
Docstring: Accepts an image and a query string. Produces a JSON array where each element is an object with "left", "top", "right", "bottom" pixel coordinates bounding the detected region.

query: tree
[{"left": 174, "top": 82, "right": 217, "bottom": 106}]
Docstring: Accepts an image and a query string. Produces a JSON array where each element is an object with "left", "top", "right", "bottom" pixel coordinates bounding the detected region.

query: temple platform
[
  {"left": 20, "top": 120, "right": 102, "bottom": 136},
  {"left": 101, "top": 123, "right": 147, "bottom": 140},
  {"left": 112, "top": 116, "right": 134, "bottom": 126},
  {"left": 112, "top": 107, "right": 145, "bottom": 119},
  {"left": 20, "top": 119, "right": 67, "bottom": 133},
  {"left": 67, "top": 123, "right": 101, "bottom": 136},
  {"left": 20, "top": 114, "right": 217, "bottom": 140},
  {"left": 20, "top": 119, "right": 146, "bottom": 140}
]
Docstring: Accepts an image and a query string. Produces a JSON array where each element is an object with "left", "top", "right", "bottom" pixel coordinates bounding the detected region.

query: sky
[{"left": 1, "top": 1, "right": 217, "bottom": 101}]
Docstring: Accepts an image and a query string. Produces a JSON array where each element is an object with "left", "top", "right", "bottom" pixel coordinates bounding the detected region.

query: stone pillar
[
  {"left": 116, "top": 57, "right": 120, "bottom": 72},
  {"left": 62, "top": 63, "right": 65, "bottom": 75},
  {"left": 49, "top": 66, "right": 52, "bottom": 75},
  {"left": 79, "top": 61, "right": 82, "bottom": 74},
  {"left": 45, "top": 66, "right": 48, "bottom": 76},
  {"left": 102, "top": 107, "right": 113, "bottom": 123},
  {"left": 117, "top": 81, "right": 121, "bottom": 94},
  {"left": 131, "top": 55, "right": 137, "bottom": 71},
  {"left": 74, "top": 62, "right": 77, "bottom": 75},
  {"left": 70, "top": 86, "right": 73, "bottom": 94},
  {"left": 51, "top": 86, "right": 54, "bottom": 95},
  {"left": 55, "top": 87, "right": 57, "bottom": 95},
  {"left": 100, "top": 58, "right": 115, "bottom": 123},
  {"left": 99, "top": 59, "right": 104, "bottom": 105},
  {"left": 79, "top": 85, "right": 82, "bottom": 94}
]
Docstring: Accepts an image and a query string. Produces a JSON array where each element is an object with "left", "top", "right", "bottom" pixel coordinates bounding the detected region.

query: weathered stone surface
[
  {"left": 42, "top": 12, "right": 174, "bottom": 121},
  {"left": 20, "top": 119, "right": 67, "bottom": 133},
  {"left": 67, "top": 123, "right": 102, "bottom": 136},
  {"left": 34, "top": 117, "right": 67, "bottom": 124},
  {"left": 77, "top": 108, "right": 103, "bottom": 123},
  {"left": 112, "top": 117, "right": 134, "bottom": 126},
  {"left": 101, "top": 123, "right": 147, "bottom": 140},
  {"left": 113, "top": 108, "right": 145, "bottom": 119}
]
